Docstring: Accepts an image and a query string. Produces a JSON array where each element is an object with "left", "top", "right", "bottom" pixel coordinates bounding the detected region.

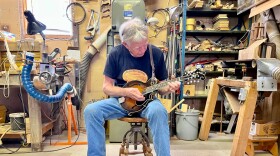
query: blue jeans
[{"left": 84, "top": 97, "right": 170, "bottom": 156}]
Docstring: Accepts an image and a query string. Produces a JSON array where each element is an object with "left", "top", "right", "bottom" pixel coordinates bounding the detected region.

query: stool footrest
[{"left": 118, "top": 117, "right": 152, "bottom": 156}]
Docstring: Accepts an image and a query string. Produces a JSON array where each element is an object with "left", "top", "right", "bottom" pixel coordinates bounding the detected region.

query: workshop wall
[{"left": 78, "top": 0, "right": 179, "bottom": 127}]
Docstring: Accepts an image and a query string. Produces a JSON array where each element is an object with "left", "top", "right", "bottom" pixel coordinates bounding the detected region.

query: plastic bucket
[
  {"left": 175, "top": 110, "right": 200, "bottom": 141},
  {"left": 9, "top": 113, "right": 26, "bottom": 130}
]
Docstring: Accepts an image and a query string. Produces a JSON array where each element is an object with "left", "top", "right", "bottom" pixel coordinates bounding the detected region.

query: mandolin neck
[{"left": 142, "top": 78, "right": 181, "bottom": 95}]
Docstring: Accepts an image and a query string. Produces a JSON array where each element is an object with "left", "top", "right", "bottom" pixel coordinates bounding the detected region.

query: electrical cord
[
  {"left": 18, "top": 73, "right": 28, "bottom": 142},
  {"left": 0, "top": 102, "right": 82, "bottom": 155},
  {"left": 148, "top": 8, "right": 170, "bottom": 38}
]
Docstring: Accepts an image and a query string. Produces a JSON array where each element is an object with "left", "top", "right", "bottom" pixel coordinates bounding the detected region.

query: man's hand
[
  {"left": 124, "top": 88, "right": 145, "bottom": 101},
  {"left": 167, "top": 81, "right": 181, "bottom": 93}
]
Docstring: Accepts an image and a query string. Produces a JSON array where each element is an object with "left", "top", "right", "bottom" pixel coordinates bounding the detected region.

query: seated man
[{"left": 84, "top": 17, "right": 181, "bottom": 156}]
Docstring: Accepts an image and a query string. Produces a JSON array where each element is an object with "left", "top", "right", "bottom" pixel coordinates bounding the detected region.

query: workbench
[
  {"left": 199, "top": 77, "right": 258, "bottom": 156},
  {"left": 0, "top": 73, "right": 53, "bottom": 151}
]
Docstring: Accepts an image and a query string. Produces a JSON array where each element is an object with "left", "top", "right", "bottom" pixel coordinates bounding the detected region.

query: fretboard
[{"left": 142, "top": 78, "right": 181, "bottom": 95}]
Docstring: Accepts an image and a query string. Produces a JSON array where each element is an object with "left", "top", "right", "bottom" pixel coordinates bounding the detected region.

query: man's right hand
[{"left": 124, "top": 88, "right": 145, "bottom": 101}]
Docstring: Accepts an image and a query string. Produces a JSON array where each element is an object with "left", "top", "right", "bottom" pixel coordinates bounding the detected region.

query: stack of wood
[
  {"left": 210, "top": 0, "right": 223, "bottom": 9},
  {"left": 213, "top": 14, "right": 230, "bottom": 30},
  {"left": 194, "top": 1, "right": 204, "bottom": 8},
  {"left": 188, "top": 0, "right": 204, "bottom": 9}
]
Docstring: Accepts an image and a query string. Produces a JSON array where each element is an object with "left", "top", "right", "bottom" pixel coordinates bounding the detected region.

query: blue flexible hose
[{"left": 21, "top": 53, "right": 73, "bottom": 103}]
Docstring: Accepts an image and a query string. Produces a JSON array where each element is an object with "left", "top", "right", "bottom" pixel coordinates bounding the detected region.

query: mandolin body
[{"left": 121, "top": 80, "right": 154, "bottom": 114}]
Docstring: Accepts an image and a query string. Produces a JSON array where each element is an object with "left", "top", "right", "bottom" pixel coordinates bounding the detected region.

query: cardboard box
[
  {"left": 183, "top": 85, "right": 195, "bottom": 96},
  {"left": 250, "top": 121, "right": 280, "bottom": 136}
]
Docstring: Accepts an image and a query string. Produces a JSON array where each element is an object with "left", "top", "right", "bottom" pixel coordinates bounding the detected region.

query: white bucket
[
  {"left": 9, "top": 113, "right": 26, "bottom": 130},
  {"left": 175, "top": 110, "right": 200, "bottom": 141}
]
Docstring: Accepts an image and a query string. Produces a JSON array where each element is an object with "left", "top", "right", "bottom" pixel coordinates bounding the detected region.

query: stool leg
[
  {"left": 139, "top": 130, "right": 152, "bottom": 156},
  {"left": 120, "top": 129, "right": 132, "bottom": 156},
  {"left": 119, "top": 142, "right": 125, "bottom": 156},
  {"left": 134, "top": 131, "right": 138, "bottom": 150}
]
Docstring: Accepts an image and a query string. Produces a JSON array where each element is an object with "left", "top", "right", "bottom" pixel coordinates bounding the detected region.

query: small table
[{"left": 199, "top": 77, "right": 258, "bottom": 156}]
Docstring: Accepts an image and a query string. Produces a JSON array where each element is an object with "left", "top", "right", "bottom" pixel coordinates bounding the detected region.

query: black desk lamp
[
  {"left": 24, "top": 10, "right": 48, "bottom": 62},
  {"left": 24, "top": 10, "right": 46, "bottom": 39}
]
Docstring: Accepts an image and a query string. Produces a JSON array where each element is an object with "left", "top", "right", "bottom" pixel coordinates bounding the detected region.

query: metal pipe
[
  {"left": 77, "top": 26, "right": 111, "bottom": 97},
  {"left": 257, "top": 58, "right": 280, "bottom": 80},
  {"left": 266, "top": 19, "right": 280, "bottom": 59}
]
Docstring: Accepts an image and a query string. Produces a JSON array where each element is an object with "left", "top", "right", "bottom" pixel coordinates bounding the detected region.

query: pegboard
[{"left": 0, "top": 0, "right": 22, "bottom": 40}]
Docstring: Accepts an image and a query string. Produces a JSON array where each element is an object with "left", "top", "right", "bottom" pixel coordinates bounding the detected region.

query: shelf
[
  {"left": 183, "top": 94, "right": 208, "bottom": 99},
  {"left": 185, "top": 30, "right": 247, "bottom": 36},
  {"left": 205, "top": 71, "right": 235, "bottom": 76},
  {"left": 185, "top": 51, "right": 238, "bottom": 55},
  {"left": 187, "top": 8, "right": 238, "bottom": 17}
]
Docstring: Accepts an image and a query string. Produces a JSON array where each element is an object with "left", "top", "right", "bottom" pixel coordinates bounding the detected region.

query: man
[{"left": 84, "top": 17, "right": 181, "bottom": 156}]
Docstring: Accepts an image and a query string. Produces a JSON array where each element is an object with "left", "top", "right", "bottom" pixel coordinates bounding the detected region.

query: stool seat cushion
[{"left": 118, "top": 117, "right": 147, "bottom": 123}]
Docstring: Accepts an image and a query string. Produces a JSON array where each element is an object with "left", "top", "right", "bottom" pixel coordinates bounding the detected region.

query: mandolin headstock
[{"left": 183, "top": 68, "right": 206, "bottom": 84}]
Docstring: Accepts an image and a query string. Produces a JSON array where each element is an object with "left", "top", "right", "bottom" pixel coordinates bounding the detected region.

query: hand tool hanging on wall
[
  {"left": 84, "top": 9, "right": 100, "bottom": 41},
  {"left": 100, "top": 1, "right": 111, "bottom": 19}
]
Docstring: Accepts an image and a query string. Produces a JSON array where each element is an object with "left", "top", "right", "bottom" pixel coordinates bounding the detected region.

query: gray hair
[{"left": 119, "top": 18, "right": 148, "bottom": 43}]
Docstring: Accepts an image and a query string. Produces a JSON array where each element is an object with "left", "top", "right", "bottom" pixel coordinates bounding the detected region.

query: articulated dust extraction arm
[{"left": 21, "top": 52, "right": 79, "bottom": 104}]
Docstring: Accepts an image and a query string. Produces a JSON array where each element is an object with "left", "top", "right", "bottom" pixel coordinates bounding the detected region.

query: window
[{"left": 25, "top": 0, "right": 72, "bottom": 37}]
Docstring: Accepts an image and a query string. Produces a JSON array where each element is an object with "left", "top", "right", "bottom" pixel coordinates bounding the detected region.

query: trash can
[
  {"left": 175, "top": 110, "right": 200, "bottom": 141},
  {"left": 9, "top": 113, "right": 26, "bottom": 130}
]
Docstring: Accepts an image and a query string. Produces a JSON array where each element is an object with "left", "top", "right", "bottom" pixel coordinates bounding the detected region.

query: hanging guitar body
[{"left": 121, "top": 80, "right": 155, "bottom": 115}]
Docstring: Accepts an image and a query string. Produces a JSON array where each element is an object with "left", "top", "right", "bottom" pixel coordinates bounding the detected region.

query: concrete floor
[{"left": 0, "top": 131, "right": 273, "bottom": 156}]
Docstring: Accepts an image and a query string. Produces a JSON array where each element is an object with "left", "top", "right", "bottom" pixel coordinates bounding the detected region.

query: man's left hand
[{"left": 168, "top": 81, "right": 181, "bottom": 93}]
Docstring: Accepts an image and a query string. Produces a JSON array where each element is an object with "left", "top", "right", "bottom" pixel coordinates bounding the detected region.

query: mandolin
[{"left": 120, "top": 69, "right": 205, "bottom": 115}]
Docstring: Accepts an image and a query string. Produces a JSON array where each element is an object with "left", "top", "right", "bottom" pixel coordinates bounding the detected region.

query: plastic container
[
  {"left": 186, "top": 18, "right": 195, "bottom": 25},
  {"left": 9, "top": 113, "right": 26, "bottom": 130},
  {"left": 0, "top": 105, "right": 7, "bottom": 123},
  {"left": 187, "top": 24, "right": 195, "bottom": 30},
  {"left": 175, "top": 110, "right": 200, "bottom": 141}
]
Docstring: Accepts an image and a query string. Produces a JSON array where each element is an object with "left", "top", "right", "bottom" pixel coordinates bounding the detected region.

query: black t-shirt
[{"left": 103, "top": 44, "right": 168, "bottom": 87}]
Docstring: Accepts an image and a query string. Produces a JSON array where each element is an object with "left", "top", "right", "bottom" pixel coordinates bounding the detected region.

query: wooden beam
[
  {"left": 216, "top": 78, "right": 247, "bottom": 88},
  {"left": 230, "top": 81, "right": 258, "bottom": 156},
  {"left": 223, "top": 88, "right": 240, "bottom": 114},
  {"left": 0, "top": 41, "right": 41, "bottom": 51},
  {"left": 199, "top": 79, "right": 219, "bottom": 140},
  {"left": 28, "top": 95, "right": 42, "bottom": 151},
  {"left": 249, "top": 0, "right": 280, "bottom": 18},
  {"left": 42, "top": 122, "right": 54, "bottom": 134}
]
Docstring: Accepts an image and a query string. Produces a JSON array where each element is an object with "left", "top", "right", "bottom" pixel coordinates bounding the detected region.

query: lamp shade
[{"left": 24, "top": 10, "right": 46, "bottom": 35}]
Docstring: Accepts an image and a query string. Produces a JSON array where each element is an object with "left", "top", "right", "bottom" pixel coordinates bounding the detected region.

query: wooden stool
[
  {"left": 246, "top": 135, "right": 278, "bottom": 156},
  {"left": 118, "top": 117, "right": 153, "bottom": 156}
]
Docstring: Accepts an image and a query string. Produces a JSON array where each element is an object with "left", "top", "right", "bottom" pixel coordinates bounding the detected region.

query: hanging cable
[{"left": 148, "top": 8, "right": 170, "bottom": 38}]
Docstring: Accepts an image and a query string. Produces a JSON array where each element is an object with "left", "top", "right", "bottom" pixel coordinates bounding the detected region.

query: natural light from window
[{"left": 25, "top": 0, "right": 72, "bottom": 36}]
